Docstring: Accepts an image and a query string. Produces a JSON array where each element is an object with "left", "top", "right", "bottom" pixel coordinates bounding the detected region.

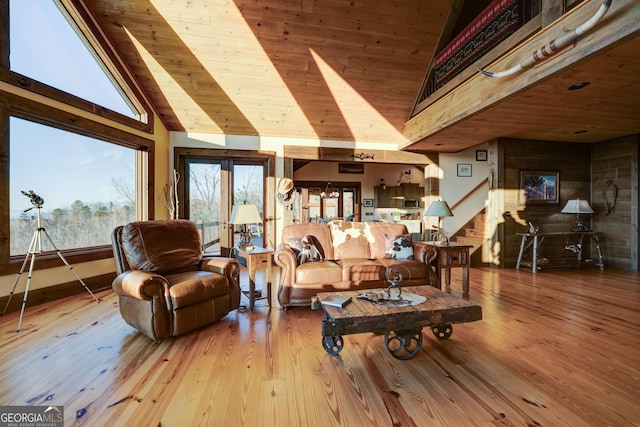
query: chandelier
[{"left": 321, "top": 182, "right": 340, "bottom": 199}]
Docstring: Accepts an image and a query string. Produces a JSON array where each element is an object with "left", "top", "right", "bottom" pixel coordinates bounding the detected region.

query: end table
[
  {"left": 236, "top": 246, "right": 273, "bottom": 310},
  {"left": 424, "top": 242, "right": 473, "bottom": 295}
]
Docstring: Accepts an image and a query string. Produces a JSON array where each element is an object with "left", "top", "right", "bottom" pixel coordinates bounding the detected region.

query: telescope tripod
[{"left": 2, "top": 206, "right": 101, "bottom": 332}]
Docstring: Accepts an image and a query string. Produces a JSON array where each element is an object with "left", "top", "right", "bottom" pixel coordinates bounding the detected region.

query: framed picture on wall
[
  {"left": 519, "top": 170, "right": 560, "bottom": 204},
  {"left": 457, "top": 164, "right": 472, "bottom": 177},
  {"left": 476, "top": 150, "right": 488, "bottom": 161},
  {"left": 363, "top": 199, "right": 373, "bottom": 207},
  {"left": 339, "top": 163, "right": 364, "bottom": 174}
]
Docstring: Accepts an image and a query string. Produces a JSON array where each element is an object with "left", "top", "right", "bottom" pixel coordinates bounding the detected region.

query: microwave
[{"left": 403, "top": 199, "right": 419, "bottom": 208}]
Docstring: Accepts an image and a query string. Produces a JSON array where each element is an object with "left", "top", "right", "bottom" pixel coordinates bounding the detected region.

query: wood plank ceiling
[
  {"left": 83, "top": 0, "right": 454, "bottom": 145},
  {"left": 82, "top": 0, "right": 640, "bottom": 152}
]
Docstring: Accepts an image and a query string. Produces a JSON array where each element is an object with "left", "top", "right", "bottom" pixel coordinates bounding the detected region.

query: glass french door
[
  {"left": 232, "top": 164, "right": 264, "bottom": 248},
  {"left": 184, "top": 159, "right": 264, "bottom": 256}
]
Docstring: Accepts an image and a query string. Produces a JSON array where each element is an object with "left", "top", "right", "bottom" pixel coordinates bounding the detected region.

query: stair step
[
  {"left": 464, "top": 228, "right": 485, "bottom": 238},
  {"left": 455, "top": 236, "right": 484, "bottom": 248},
  {"left": 450, "top": 208, "right": 486, "bottom": 254}
]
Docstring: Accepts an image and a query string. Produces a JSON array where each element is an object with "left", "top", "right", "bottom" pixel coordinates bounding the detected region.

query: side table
[
  {"left": 236, "top": 246, "right": 273, "bottom": 310},
  {"left": 515, "top": 231, "right": 604, "bottom": 272},
  {"left": 424, "top": 242, "right": 473, "bottom": 295}
]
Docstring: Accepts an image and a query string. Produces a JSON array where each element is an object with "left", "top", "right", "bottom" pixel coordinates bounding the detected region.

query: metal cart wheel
[
  {"left": 384, "top": 329, "right": 423, "bottom": 360},
  {"left": 322, "top": 336, "right": 344, "bottom": 355},
  {"left": 432, "top": 325, "right": 453, "bottom": 340}
]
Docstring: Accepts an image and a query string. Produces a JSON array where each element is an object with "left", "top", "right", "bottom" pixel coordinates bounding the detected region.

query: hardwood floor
[{"left": 1, "top": 267, "right": 639, "bottom": 426}]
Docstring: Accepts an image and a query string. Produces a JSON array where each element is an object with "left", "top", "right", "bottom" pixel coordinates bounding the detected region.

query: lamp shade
[
  {"left": 425, "top": 201, "right": 453, "bottom": 218},
  {"left": 561, "top": 198, "right": 594, "bottom": 214},
  {"left": 229, "top": 204, "right": 262, "bottom": 225}
]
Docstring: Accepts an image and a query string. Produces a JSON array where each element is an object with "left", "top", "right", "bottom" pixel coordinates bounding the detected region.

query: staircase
[{"left": 451, "top": 209, "right": 488, "bottom": 266}]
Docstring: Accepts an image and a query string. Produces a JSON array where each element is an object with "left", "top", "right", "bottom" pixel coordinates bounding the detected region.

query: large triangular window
[{"left": 8, "top": 0, "right": 150, "bottom": 127}]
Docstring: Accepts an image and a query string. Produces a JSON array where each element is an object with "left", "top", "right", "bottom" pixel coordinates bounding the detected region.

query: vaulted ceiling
[{"left": 82, "top": 0, "right": 640, "bottom": 153}]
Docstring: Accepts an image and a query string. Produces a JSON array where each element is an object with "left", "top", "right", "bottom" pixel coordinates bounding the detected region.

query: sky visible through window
[
  {"left": 10, "top": 0, "right": 135, "bottom": 117},
  {"left": 9, "top": 0, "right": 136, "bottom": 218},
  {"left": 9, "top": 117, "right": 135, "bottom": 216}
]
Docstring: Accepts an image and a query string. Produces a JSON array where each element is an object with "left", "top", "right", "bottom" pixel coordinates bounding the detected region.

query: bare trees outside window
[{"left": 9, "top": 117, "right": 137, "bottom": 256}]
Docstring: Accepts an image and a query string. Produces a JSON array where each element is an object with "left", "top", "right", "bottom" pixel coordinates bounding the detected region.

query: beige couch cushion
[
  {"left": 337, "top": 259, "right": 385, "bottom": 281},
  {"left": 295, "top": 260, "right": 342, "bottom": 284},
  {"left": 329, "top": 221, "right": 371, "bottom": 259}
]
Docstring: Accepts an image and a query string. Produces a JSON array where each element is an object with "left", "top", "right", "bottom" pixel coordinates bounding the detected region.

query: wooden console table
[
  {"left": 515, "top": 231, "right": 604, "bottom": 273},
  {"left": 424, "top": 242, "right": 473, "bottom": 295}
]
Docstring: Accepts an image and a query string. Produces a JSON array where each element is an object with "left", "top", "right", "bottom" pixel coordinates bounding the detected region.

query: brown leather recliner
[{"left": 111, "top": 220, "right": 241, "bottom": 341}]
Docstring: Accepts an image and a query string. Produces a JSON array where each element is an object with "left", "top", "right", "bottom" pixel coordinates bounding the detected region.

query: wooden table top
[
  {"left": 516, "top": 231, "right": 598, "bottom": 237},
  {"left": 318, "top": 285, "right": 482, "bottom": 336},
  {"left": 422, "top": 241, "right": 474, "bottom": 249}
]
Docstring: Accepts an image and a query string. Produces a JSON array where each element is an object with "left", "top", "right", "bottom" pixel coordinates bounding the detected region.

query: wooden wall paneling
[
  {"left": 591, "top": 135, "right": 638, "bottom": 270},
  {"left": 541, "top": 0, "right": 566, "bottom": 27},
  {"left": 501, "top": 139, "right": 591, "bottom": 266}
]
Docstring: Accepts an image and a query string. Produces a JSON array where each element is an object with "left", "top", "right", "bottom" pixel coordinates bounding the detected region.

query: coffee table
[{"left": 318, "top": 285, "right": 482, "bottom": 360}]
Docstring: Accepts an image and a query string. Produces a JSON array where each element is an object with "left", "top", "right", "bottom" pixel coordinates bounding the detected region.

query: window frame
[
  {"left": 1, "top": 93, "right": 155, "bottom": 275},
  {"left": 0, "top": 0, "right": 153, "bottom": 133},
  {"left": 0, "top": 0, "right": 157, "bottom": 275}
]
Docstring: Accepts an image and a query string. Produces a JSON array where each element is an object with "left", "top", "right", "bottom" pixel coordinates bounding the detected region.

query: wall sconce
[{"left": 380, "top": 178, "right": 386, "bottom": 190}]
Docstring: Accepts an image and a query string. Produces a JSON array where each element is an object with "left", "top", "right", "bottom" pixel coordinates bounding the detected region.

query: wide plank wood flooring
[{"left": 1, "top": 267, "right": 639, "bottom": 426}]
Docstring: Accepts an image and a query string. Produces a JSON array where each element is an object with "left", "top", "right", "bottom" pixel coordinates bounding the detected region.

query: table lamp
[
  {"left": 561, "top": 198, "right": 594, "bottom": 231},
  {"left": 229, "top": 204, "right": 262, "bottom": 249},
  {"left": 425, "top": 200, "right": 453, "bottom": 244}
]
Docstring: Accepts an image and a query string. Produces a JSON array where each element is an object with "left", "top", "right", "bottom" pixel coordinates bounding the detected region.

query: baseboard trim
[{"left": 0, "top": 272, "right": 115, "bottom": 314}]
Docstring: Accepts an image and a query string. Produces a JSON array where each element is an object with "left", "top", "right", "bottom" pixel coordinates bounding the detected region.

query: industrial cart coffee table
[{"left": 318, "top": 285, "right": 482, "bottom": 360}]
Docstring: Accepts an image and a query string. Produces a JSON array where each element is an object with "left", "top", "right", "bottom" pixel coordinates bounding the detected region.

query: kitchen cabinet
[
  {"left": 374, "top": 185, "right": 391, "bottom": 208},
  {"left": 374, "top": 184, "right": 423, "bottom": 208},
  {"left": 401, "top": 183, "right": 421, "bottom": 200}
]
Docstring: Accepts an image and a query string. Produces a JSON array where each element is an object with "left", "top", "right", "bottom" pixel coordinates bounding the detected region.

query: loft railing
[{"left": 414, "top": 0, "right": 541, "bottom": 107}]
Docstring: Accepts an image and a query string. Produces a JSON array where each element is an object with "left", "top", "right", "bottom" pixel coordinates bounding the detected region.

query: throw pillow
[
  {"left": 287, "top": 237, "right": 303, "bottom": 256},
  {"left": 384, "top": 234, "right": 414, "bottom": 260},
  {"left": 288, "top": 235, "right": 324, "bottom": 264}
]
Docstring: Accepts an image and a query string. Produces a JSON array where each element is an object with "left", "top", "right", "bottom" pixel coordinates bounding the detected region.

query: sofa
[
  {"left": 111, "top": 220, "right": 241, "bottom": 341},
  {"left": 275, "top": 220, "right": 437, "bottom": 307}
]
